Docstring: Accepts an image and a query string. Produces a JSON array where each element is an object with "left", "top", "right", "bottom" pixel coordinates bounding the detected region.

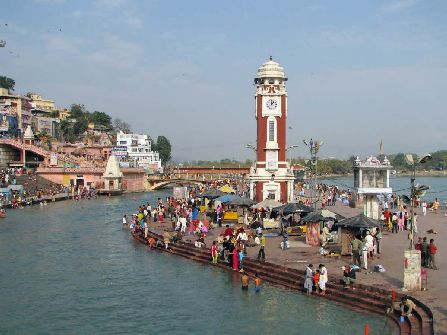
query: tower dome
[{"left": 257, "top": 56, "right": 287, "bottom": 80}]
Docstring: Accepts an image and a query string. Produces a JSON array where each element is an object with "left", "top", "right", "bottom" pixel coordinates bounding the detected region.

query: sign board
[
  {"left": 111, "top": 146, "right": 128, "bottom": 157},
  {"left": 173, "top": 186, "right": 188, "bottom": 200}
]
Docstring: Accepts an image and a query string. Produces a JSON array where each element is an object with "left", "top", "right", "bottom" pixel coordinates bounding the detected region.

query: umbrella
[
  {"left": 301, "top": 209, "right": 345, "bottom": 223},
  {"left": 215, "top": 194, "right": 238, "bottom": 203},
  {"left": 272, "top": 201, "right": 314, "bottom": 215},
  {"left": 200, "top": 189, "right": 226, "bottom": 199},
  {"left": 251, "top": 199, "right": 282, "bottom": 209},
  {"left": 229, "top": 196, "right": 255, "bottom": 207},
  {"left": 219, "top": 185, "right": 236, "bottom": 194},
  {"left": 336, "top": 214, "right": 382, "bottom": 229}
]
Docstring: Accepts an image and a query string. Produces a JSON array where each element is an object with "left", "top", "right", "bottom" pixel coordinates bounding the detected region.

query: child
[{"left": 313, "top": 269, "right": 320, "bottom": 294}]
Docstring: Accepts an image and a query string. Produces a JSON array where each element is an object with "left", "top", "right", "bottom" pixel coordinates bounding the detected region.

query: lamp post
[
  {"left": 303, "top": 138, "right": 324, "bottom": 210},
  {"left": 407, "top": 153, "right": 432, "bottom": 249},
  {"left": 403, "top": 153, "right": 431, "bottom": 291},
  {"left": 286, "top": 144, "right": 299, "bottom": 167}
]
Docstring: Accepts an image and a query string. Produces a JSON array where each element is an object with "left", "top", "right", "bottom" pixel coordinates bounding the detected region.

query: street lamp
[
  {"left": 406, "top": 153, "right": 432, "bottom": 249},
  {"left": 303, "top": 138, "right": 324, "bottom": 209},
  {"left": 286, "top": 144, "right": 299, "bottom": 168}
]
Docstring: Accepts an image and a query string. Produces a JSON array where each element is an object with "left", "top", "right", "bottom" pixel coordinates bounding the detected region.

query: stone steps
[{"left": 132, "top": 230, "right": 434, "bottom": 334}]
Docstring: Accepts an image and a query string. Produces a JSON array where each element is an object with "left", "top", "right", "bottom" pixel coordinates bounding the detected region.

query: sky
[{"left": 1, "top": 0, "right": 446, "bottom": 162}]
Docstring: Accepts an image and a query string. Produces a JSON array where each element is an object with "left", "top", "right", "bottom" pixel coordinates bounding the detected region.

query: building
[
  {"left": 116, "top": 131, "right": 162, "bottom": 172},
  {"left": 32, "top": 115, "right": 60, "bottom": 138},
  {"left": 0, "top": 87, "right": 24, "bottom": 135},
  {"left": 353, "top": 155, "right": 393, "bottom": 219},
  {"left": 26, "top": 93, "right": 56, "bottom": 113},
  {"left": 248, "top": 57, "right": 295, "bottom": 202}
]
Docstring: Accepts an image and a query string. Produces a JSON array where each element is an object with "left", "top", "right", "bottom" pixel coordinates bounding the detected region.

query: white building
[{"left": 116, "top": 131, "right": 162, "bottom": 172}]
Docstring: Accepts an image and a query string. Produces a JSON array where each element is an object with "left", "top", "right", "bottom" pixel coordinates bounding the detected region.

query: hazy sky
[{"left": 1, "top": 0, "right": 446, "bottom": 161}]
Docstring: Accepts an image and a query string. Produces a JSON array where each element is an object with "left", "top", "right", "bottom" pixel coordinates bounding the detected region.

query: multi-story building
[
  {"left": 0, "top": 87, "right": 24, "bottom": 135},
  {"left": 26, "top": 93, "right": 56, "bottom": 113},
  {"left": 116, "top": 131, "right": 162, "bottom": 172},
  {"left": 32, "top": 116, "right": 60, "bottom": 138}
]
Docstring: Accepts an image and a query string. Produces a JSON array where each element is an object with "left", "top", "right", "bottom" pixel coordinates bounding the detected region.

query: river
[
  {"left": 0, "top": 192, "right": 396, "bottom": 334},
  {"left": 319, "top": 176, "right": 447, "bottom": 202}
]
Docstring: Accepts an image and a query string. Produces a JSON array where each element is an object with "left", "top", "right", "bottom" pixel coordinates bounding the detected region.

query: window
[{"left": 269, "top": 120, "right": 275, "bottom": 141}]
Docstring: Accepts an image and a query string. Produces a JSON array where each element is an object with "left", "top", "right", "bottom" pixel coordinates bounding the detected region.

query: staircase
[{"left": 132, "top": 230, "right": 435, "bottom": 335}]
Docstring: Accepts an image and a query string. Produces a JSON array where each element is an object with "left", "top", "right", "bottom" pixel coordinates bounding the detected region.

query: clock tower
[{"left": 248, "top": 57, "right": 295, "bottom": 203}]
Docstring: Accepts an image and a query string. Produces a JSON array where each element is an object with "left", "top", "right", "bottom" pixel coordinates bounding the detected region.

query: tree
[
  {"left": 0, "top": 76, "right": 15, "bottom": 91},
  {"left": 112, "top": 118, "right": 131, "bottom": 132},
  {"left": 90, "top": 111, "right": 112, "bottom": 128},
  {"left": 153, "top": 135, "right": 172, "bottom": 165},
  {"left": 69, "top": 104, "right": 87, "bottom": 119}
]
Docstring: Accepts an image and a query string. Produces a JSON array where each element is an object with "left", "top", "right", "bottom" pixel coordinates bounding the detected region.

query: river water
[
  {"left": 320, "top": 176, "right": 447, "bottom": 202},
  {"left": 0, "top": 192, "right": 396, "bottom": 335}
]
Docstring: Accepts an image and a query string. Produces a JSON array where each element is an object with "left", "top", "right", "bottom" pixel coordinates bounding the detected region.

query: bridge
[
  {"left": 147, "top": 178, "right": 210, "bottom": 191},
  {"left": 0, "top": 138, "right": 50, "bottom": 167}
]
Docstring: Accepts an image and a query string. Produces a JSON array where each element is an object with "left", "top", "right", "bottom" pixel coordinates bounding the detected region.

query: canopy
[
  {"left": 301, "top": 209, "right": 345, "bottom": 223},
  {"left": 219, "top": 185, "right": 236, "bottom": 194},
  {"left": 200, "top": 189, "right": 226, "bottom": 199},
  {"left": 336, "top": 214, "right": 382, "bottom": 229},
  {"left": 215, "top": 194, "right": 238, "bottom": 203},
  {"left": 272, "top": 201, "right": 314, "bottom": 215},
  {"left": 229, "top": 196, "right": 255, "bottom": 207},
  {"left": 251, "top": 199, "right": 282, "bottom": 209}
]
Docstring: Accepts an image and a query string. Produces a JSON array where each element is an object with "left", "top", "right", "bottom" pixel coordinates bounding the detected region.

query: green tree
[
  {"left": 69, "top": 104, "right": 87, "bottom": 119},
  {"left": 0, "top": 75, "right": 15, "bottom": 91},
  {"left": 90, "top": 111, "right": 112, "bottom": 128},
  {"left": 154, "top": 135, "right": 172, "bottom": 165}
]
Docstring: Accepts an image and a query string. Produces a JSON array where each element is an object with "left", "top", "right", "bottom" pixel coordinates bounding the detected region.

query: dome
[
  {"left": 257, "top": 56, "right": 286, "bottom": 79},
  {"left": 24, "top": 125, "right": 34, "bottom": 139}
]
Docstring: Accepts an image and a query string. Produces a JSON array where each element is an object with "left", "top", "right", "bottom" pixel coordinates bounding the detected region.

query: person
[
  {"left": 304, "top": 264, "right": 314, "bottom": 296},
  {"left": 361, "top": 242, "right": 368, "bottom": 270},
  {"left": 122, "top": 215, "right": 128, "bottom": 226},
  {"left": 241, "top": 272, "right": 249, "bottom": 290},
  {"left": 375, "top": 228, "right": 382, "bottom": 254},
  {"left": 428, "top": 238, "right": 438, "bottom": 270},
  {"left": 318, "top": 264, "right": 328, "bottom": 296},
  {"left": 147, "top": 237, "right": 156, "bottom": 249},
  {"left": 433, "top": 198, "right": 440, "bottom": 214},
  {"left": 232, "top": 244, "right": 239, "bottom": 271},
  {"left": 236, "top": 228, "right": 248, "bottom": 254},
  {"left": 342, "top": 265, "right": 356, "bottom": 288},
  {"left": 421, "top": 237, "right": 428, "bottom": 267},
  {"left": 257, "top": 233, "right": 266, "bottom": 262},
  {"left": 254, "top": 273, "right": 262, "bottom": 293},
  {"left": 364, "top": 231, "right": 374, "bottom": 259},
  {"left": 350, "top": 235, "right": 362, "bottom": 267},
  {"left": 313, "top": 269, "right": 320, "bottom": 295},
  {"left": 163, "top": 230, "right": 171, "bottom": 250},
  {"left": 400, "top": 297, "right": 416, "bottom": 317},
  {"left": 392, "top": 212, "right": 398, "bottom": 234},
  {"left": 210, "top": 241, "right": 218, "bottom": 265},
  {"left": 422, "top": 201, "right": 427, "bottom": 216},
  {"left": 238, "top": 249, "right": 244, "bottom": 272}
]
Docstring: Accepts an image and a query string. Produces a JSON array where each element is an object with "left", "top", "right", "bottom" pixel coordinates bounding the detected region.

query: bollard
[{"left": 364, "top": 323, "right": 369, "bottom": 335}]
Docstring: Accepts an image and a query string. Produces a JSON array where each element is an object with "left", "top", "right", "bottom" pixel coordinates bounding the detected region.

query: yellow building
[
  {"left": 57, "top": 108, "right": 71, "bottom": 120},
  {"left": 26, "top": 93, "right": 56, "bottom": 112}
]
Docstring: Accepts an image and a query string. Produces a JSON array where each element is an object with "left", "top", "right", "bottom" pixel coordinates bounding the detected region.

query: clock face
[{"left": 266, "top": 99, "right": 278, "bottom": 110}]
